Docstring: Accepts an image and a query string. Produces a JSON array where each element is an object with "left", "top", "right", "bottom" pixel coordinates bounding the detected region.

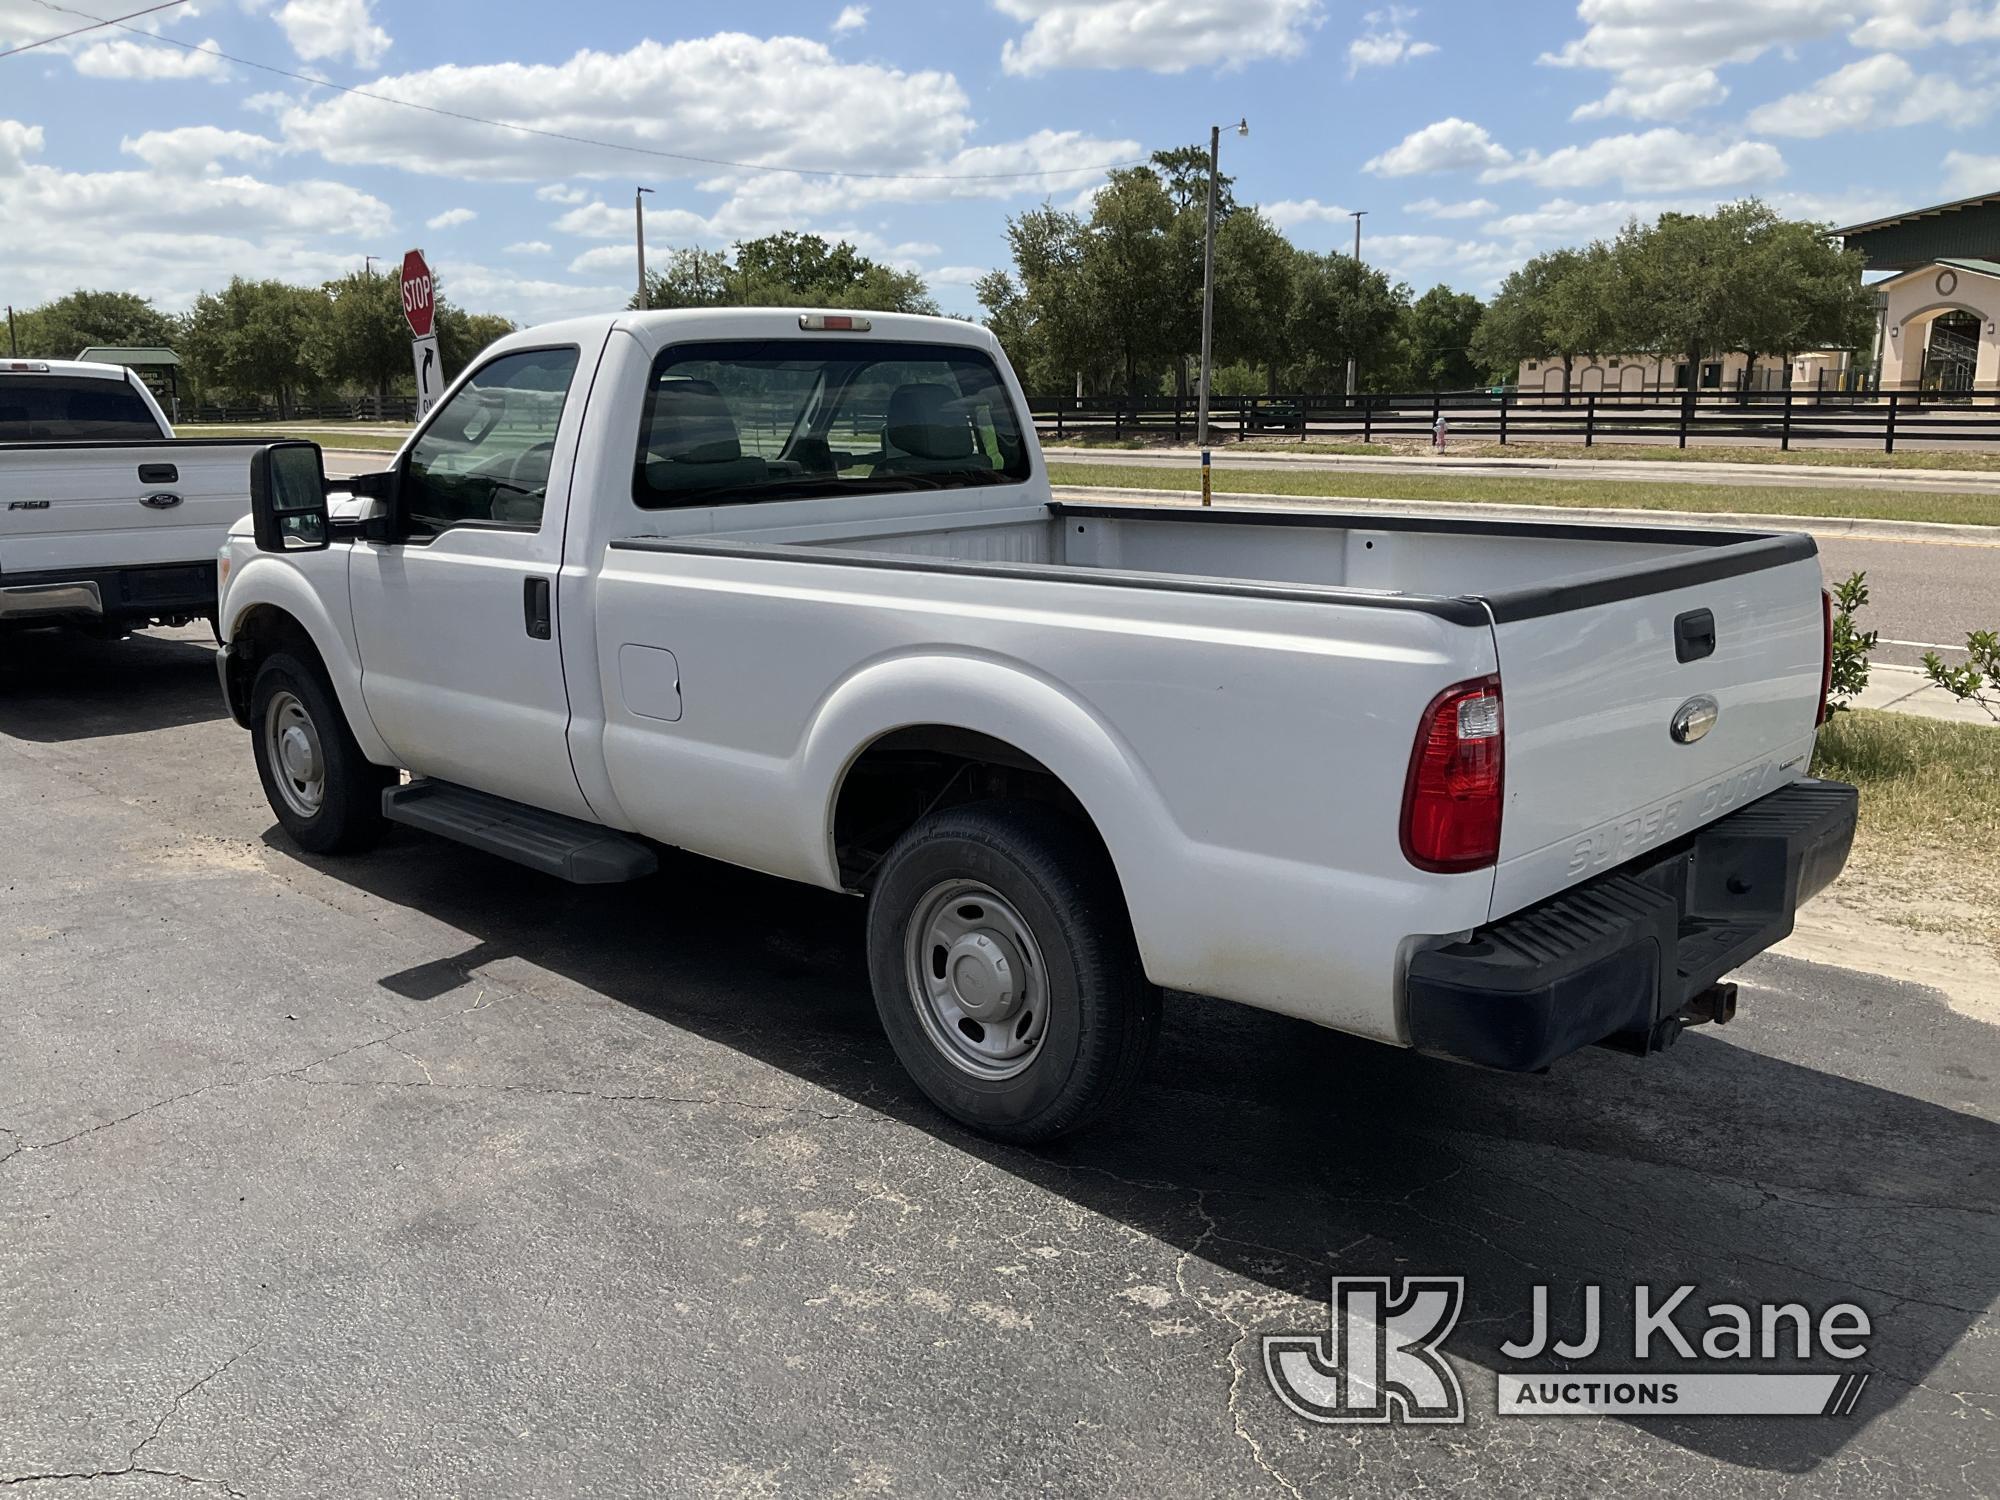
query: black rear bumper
[
  {"left": 1405, "top": 778, "right": 1857, "bottom": 1072},
  {"left": 0, "top": 561, "right": 216, "bottom": 627}
]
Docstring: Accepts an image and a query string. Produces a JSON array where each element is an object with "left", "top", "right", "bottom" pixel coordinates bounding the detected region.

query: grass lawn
[
  {"left": 178, "top": 426, "right": 407, "bottom": 451},
  {"left": 1811, "top": 709, "right": 2000, "bottom": 952},
  {"left": 1044, "top": 461, "right": 2000, "bottom": 527}
]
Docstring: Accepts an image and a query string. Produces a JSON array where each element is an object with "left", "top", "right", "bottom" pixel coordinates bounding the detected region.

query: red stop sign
[{"left": 400, "top": 249, "right": 434, "bottom": 338}]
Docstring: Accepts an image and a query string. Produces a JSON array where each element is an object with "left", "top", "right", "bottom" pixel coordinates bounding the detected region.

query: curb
[{"left": 1049, "top": 484, "right": 2000, "bottom": 546}]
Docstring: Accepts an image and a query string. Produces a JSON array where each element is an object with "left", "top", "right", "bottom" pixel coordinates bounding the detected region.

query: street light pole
[
  {"left": 1346, "top": 210, "right": 1367, "bottom": 400},
  {"left": 5, "top": 305, "right": 16, "bottom": 358},
  {"left": 635, "top": 186, "right": 655, "bottom": 310},
  {"left": 1197, "top": 116, "right": 1246, "bottom": 507}
]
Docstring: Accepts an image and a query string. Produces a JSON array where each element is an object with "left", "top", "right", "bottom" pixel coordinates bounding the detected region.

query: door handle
[
  {"left": 138, "top": 462, "right": 178, "bottom": 484},
  {"left": 523, "top": 576, "right": 552, "bottom": 640}
]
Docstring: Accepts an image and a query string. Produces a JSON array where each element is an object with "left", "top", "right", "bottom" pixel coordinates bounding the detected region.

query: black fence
[
  {"left": 1027, "top": 389, "right": 2000, "bottom": 454},
  {"left": 182, "top": 395, "right": 421, "bottom": 423}
]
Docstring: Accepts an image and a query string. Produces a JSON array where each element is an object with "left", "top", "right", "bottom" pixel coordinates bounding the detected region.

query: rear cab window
[
  {"left": 631, "top": 339, "right": 1030, "bottom": 510},
  {"left": 0, "top": 373, "right": 164, "bottom": 440}
]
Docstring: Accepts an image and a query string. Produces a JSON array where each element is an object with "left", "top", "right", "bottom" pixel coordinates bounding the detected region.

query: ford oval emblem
[
  {"left": 1671, "top": 694, "right": 1719, "bottom": 744},
  {"left": 141, "top": 491, "right": 183, "bottom": 509}
]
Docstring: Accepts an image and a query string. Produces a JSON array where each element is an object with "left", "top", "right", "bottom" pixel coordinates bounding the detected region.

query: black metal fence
[
  {"left": 182, "top": 395, "right": 422, "bottom": 423},
  {"left": 1026, "top": 389, "right": 2000, "bottom": 454}
]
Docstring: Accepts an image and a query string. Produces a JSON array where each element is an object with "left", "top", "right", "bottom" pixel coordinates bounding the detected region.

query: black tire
[
  {"left": 249, "top": 651, "right": 393, "bottom": 854},
  {"left": 865, "top": 800, "right": 1161, "bottom": 1144}
]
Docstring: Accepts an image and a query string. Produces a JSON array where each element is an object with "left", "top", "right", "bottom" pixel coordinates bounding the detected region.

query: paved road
[
  {"left": 1817, "top": 534, "right": 2000, "bottom": 670},
  {"left": 1, "top": 627, "right": 1994, "bottom": 1497}
]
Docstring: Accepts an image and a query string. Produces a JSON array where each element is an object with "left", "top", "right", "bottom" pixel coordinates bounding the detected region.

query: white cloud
[
  {"left": 1481, "top": 196, "right": 1687, "bottom": 239},
  {"left": 1364, "top": 118, "right": 1511, "bottom": 176},
  {"left": 426, "top": 207, "right": 478, "bottom": 229},
  {"left": 0, "top": 117, "right": 393, "bottom": 311},
  {"left": 1265, "top": 197, "right": 1353, "bottom": 228},
  {"left": 505, "top": 240, "right": 554, "bottom": 255},
  {"left": 1482, "top": 129, "right": 1785, "bottom": 193},
  {"left": 1572, "top": 67, "right": 1727, "bottom": 122},
  {"left": 1347, "top": 5, "right": 1437, "bottom": 75},
  {"left": 535, "top": 183, "right": 589, "bottom": 204},
  {"left": 283, "top": 36, "right": 978, "bottom": 181},
  {"left": 242, "top": 90, "right": 298, "bottom": 114},
  {"left": 994, "top": 0, "right": 1325, "bottom": 74},
  {"left": 568, "top": 244, "right": 641, "bottom": 276},
  {"left": 1404, "top": 195, "right": 1497, "bottom": 219},
  {"left": 1943, "top": 148, "right": 2000, "bottom": 195},
  {"left": 931, "top": 265, "right": 989, "bottom": 285},
  {"left": 119, "top": 126, "right": 280, "bottom": 174},
  {"left": 72, "top": 36, "right": 230, "bottom": 79},
  {"left": 1542, "top": 0, "right": 1858, "bottom": 74},
  {"left": 1746, "top": 53, "right": 1998, "bottom": 137},
  {"left": 432, "top": 260, "right": 625, "bottom": 325},
  {"left": 832, "top": 4, "right": 869, "bottom": 32},
  {"left": 1851, "top": 1, "right": 2000, "bottom": 49},
  {"left": 274, "top": 0, "right": 391, "bottom": 68}
]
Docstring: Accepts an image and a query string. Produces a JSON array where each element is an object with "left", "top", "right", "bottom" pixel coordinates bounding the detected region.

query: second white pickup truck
[
  {"left": 1, "top": 358, "right": 253, "bottom": 635},
  {"left": 214, "top": 309, "right": 1856, "bottom": 1142}
]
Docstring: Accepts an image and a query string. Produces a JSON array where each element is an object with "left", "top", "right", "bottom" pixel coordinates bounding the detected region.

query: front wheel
[
  {"left": 249, "top": 651, "right": 393, "bottom": 854},
  {"left": 865, "top": 801, "right": 1161, "bottom": 1144}
]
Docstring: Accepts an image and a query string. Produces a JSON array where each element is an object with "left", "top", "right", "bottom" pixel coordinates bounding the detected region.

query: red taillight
[
  {"left": 1816, "top": 589, "right": 1834, "bottom": 727},
  {"left": 1401, "top": 675, "right": 1505, "bottom": 873}
]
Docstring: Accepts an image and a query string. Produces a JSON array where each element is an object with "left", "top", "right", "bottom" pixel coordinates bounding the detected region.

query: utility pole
[
  {"left": 1197, "top": 117, "right": 1247, "bottom": 507},
  {"left": 635, "top": 186, "right": 654, "bottom": 310},
  {"left": 364, "top": 255, "right": 380, "bottom": 279},
  {"left": 5, "top": 305, "right": 16, "bottom": 358},
  {"left": 1346, "top": 210, "right": 1367, "bottom": 400}
]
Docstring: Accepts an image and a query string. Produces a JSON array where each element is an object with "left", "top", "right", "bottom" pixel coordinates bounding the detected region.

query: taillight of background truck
[
  {"left": 1816, "top": 589, "right": 1834, "bottom": 727},
  {"left": 1401, "top": 675, "right": 1505, "bottom": 873}
]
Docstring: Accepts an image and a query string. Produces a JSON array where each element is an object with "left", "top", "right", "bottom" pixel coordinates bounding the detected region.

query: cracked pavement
[{"left": 2, "top": 626, "right": 1995, "bottom": 1497}]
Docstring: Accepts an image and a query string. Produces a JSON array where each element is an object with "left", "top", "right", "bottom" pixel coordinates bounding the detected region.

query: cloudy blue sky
[{"left": 2, "top": 0, "right": 1997, "bottom": 325}]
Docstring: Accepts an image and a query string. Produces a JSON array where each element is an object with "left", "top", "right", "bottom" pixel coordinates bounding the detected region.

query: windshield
[
  {"left": 631, "top": 338, "right": 1030, "bottom": 509},
  {"left": 0, "top": 374, "right": 162, "bottom": 441}
]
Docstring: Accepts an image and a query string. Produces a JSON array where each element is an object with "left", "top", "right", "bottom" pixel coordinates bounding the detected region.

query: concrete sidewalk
[{"left": 1852, "top": 663, "right": 2000, "bottom": 725}]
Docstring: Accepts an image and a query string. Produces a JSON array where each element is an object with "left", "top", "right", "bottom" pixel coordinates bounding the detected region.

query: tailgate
[
  {"left": 0, "top": 443, "right": 253, "bottom": 574},
  {"left": 1487, "top": 539, "right": 1824, "bottom": 918}
]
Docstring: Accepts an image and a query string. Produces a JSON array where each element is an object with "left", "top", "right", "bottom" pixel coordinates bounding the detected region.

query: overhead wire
[{"left": 0, "top": 0, "right": 186, "bottom": 60}]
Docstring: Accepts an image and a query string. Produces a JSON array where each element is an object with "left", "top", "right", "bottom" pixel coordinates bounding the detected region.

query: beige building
[
  {"left": 1515, "top": 349, "right": 1854, "bottom": 397},
  {"left": 1838, "top": 192, "right": 2000, "bottom": 393}
]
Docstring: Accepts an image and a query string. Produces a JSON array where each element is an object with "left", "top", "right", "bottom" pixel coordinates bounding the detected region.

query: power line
[
  {"left": 24, "top": 0, "right": 1148, "bottom": 184},
  {"left": 0, "top": 0, "right": 185, "bottom": 60}
]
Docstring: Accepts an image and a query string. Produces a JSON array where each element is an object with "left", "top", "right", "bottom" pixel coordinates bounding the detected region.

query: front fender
[{"left": 221, "top": 547, "right": 394, "bottom": 767}]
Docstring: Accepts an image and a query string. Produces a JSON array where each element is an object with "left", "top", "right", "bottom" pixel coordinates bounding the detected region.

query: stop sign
[{"left": 399, "top": 249, "right": 434, "bottom": 338}]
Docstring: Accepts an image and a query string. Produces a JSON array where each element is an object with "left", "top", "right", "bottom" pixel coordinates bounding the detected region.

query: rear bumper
[
  {"left": 1405, "top": 778, "right": 1857, "bottom": 1071},
  {"left": 0, "top": 563, "right": 215, "bottom": 626}
]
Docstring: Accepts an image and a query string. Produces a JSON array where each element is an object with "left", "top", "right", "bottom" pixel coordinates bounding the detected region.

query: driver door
[{"left": 348, "top": 342, "right": 596, "bottom": 820}]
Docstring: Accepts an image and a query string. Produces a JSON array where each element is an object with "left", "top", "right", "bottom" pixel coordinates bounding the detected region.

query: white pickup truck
[
  {"left": 214, "top": 309, "right": 1856, "bottom": 1142},
  {"left": 1, "top": 358, "right": 254, "bottom": 634}
]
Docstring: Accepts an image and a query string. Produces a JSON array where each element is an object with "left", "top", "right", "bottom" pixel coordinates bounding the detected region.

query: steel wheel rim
[
  {"left": 903, "top": 878, "right": 1050, "bottom": 1080},
  {"left": 264, "top": 690, "right": 326, "bottom": 819}
]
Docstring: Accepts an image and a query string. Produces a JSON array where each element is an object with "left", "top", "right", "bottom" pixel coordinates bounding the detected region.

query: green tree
[
  {"left": 1728, "top": 214, "right": 1874, "bottom": 388},
  {"left": 1149, "top": 144, "right": 1234, "bottom": 217},
  {"left": 11, "top": 290, "right": 180, "bottom": 359},
  {"left": 1285, "top": 251, "right": 1409, "bottom": 393},
  {"left": 1084, "top": 166, "right": 1177, "bottom": 394},
  {"left": 1469, "top": 246, "right": 1617, "bottom": 401},
  {"left": 312, "top": 271, "right": 407, "bottom": 405},
  {"left": 638, "top": 246, "right": 735, "bottom": 309},
  {"left": 435, "top": 307, "right": 516, "bottom": 378},
  {"left": 987, "top": 203, "right": 1108, "bottom": 393},
  {"left": 1399, "top": 284, "right": 1487, "bottom": 391},
  {"left": 1212, "top": 208, "right": 1297, "bottom": 394},
  {"left": 180, "top": 277, "right": 328, "bottom": 418}
]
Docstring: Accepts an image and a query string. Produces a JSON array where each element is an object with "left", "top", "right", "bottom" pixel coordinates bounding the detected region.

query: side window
[{"left": 401, "top": 347, "right": 579, "bottom": 537}]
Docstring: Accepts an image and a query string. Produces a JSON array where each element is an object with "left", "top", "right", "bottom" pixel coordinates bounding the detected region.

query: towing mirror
[{"left": 250, "top": 441, "right": 329, "bottom": 553}]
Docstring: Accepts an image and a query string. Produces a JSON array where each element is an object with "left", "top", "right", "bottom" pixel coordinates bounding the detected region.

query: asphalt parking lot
[{"left": 3, "top": 626, "right": 1995, "bottom": 1498}]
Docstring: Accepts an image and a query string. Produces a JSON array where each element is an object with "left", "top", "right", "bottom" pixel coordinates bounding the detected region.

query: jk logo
[{"left": 1263, "top": 1277, "right": 1466, "bottom": 1425}]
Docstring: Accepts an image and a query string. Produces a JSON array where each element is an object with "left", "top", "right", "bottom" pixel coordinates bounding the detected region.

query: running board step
[{"left": 382, "top": 779, "right": 658, "bottom": 884}]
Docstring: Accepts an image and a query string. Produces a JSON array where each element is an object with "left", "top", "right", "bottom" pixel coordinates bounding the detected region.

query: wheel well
[
  {"left": 831, "top": 726, "right": 1105, "bottom": 891},
  {"left": 222, "top": 605, "right": 324, "bottom": 720}
]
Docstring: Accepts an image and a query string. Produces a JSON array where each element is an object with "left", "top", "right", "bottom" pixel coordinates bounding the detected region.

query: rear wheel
[
  {"left": 866, "top": 801, "right": 1160, "bottom": 1144},
  {"left": 250, "top": 651, "right": 393, "bottom": 854}
]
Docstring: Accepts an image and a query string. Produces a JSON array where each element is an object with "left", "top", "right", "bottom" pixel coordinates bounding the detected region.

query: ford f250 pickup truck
[
  {"left": 213, "top": 309, "right": 1856, "bottom": 1142},
  {"left": 1, "top": 358, "right": 257, "bottom": 635}
]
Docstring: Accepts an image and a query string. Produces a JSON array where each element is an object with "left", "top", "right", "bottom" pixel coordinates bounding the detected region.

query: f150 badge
[
  {"left": 1670, "top": 694, "right": 1719, "bottom": 744},
  {"left": 141, "top": 492, "right": 183, "bottom": 509},
  {"left": 7, "top": 499, "right": 49, "bottom": 510}
]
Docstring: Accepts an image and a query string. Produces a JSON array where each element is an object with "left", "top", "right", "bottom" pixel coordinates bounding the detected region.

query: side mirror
[{"left": 250, "top": 441, "right": 330, "bottom": 553}]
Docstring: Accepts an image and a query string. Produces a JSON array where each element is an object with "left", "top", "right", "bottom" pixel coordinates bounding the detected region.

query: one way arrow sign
[{"left": 411, "top": 333, "right": 441, "bottom": 420}]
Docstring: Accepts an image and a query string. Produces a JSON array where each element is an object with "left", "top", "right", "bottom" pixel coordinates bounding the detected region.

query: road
[{"left": 1, "top": 627, "right": 1994, "bottom": 1498}]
